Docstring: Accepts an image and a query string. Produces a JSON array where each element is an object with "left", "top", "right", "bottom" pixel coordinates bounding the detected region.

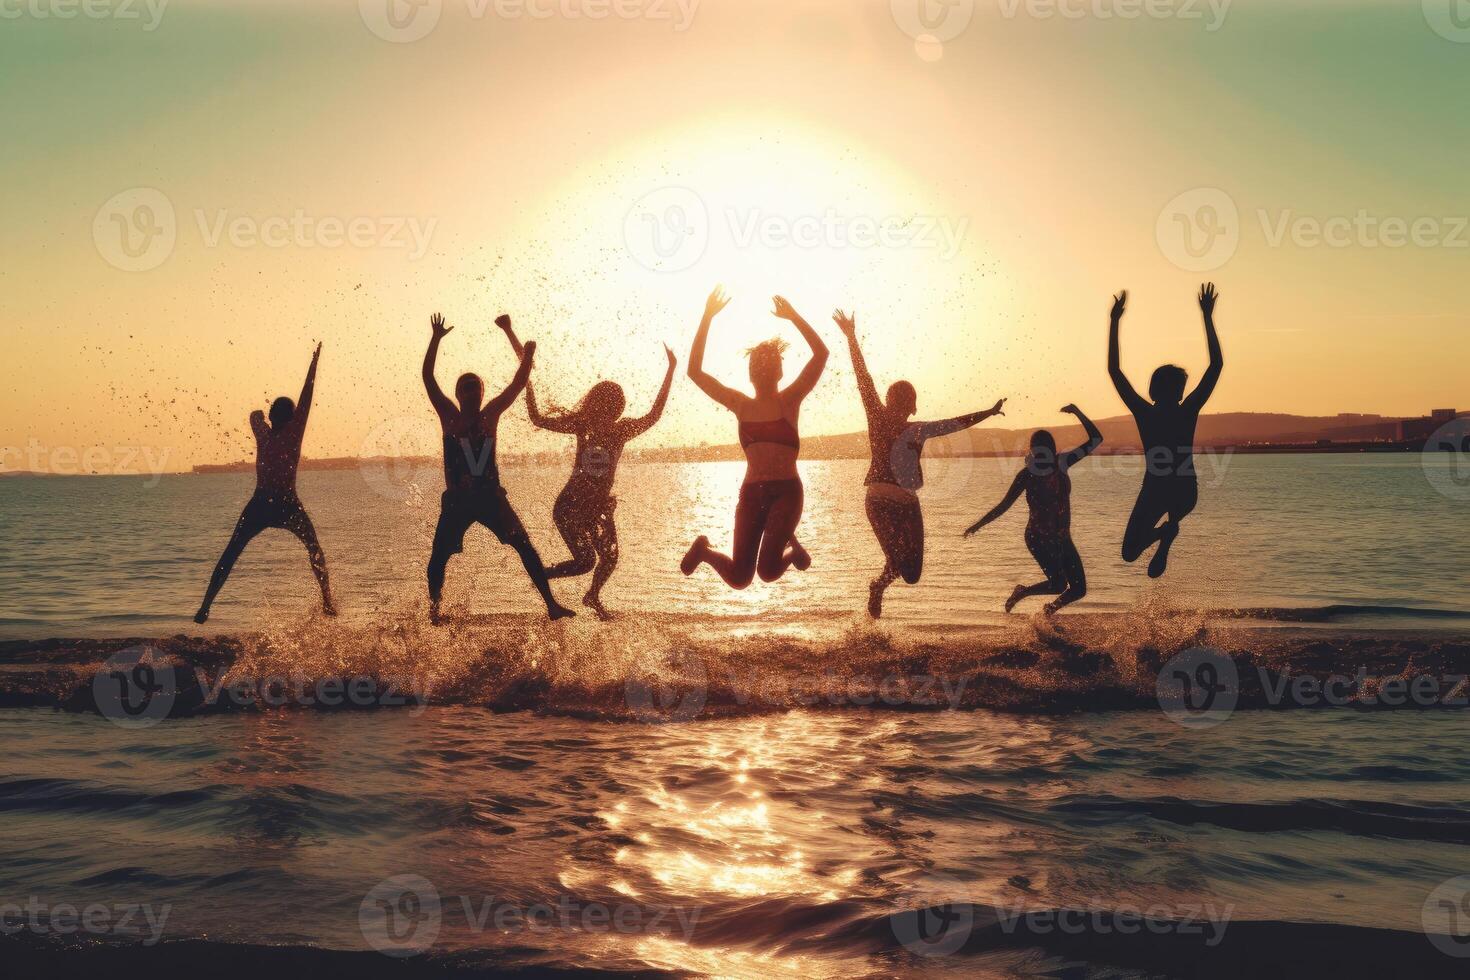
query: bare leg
[
  {"left": 684, "top": 492, "right": 763, "bottom": 589},
  {"left": 545, "top": 494, "right": 597, "bottom": 579},
  {"left": 1005, "top": 578, "right": 1065, "bottom": 613},
  {"left": 195, "top": 512, "right": 265, "bottom": 624},
  {"left": 490, "top": 498, "right": 575, "bottom": 620},
  {"left": 755, "top": 488, "right": 805, "bottom": 583},
  {"left": 1043, "top": 540, "right": 1087, "bottom": 614},
  {"left": 285, "top": 508, "right": 336, "bottom": 615},
  {"left": 583, "top": 513, "right": 619, "bottom": 621},
  {"left": 869, "top": 562, "right": 899, "bottom": 618}
]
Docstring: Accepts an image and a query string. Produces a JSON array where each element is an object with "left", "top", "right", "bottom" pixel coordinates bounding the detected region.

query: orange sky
[{"left": 3, "top": 0, "right": 1466, "bottom": 473}]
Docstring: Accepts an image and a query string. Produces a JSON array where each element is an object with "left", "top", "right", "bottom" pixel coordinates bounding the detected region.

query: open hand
[
  {"left": 1198, "top": 282, "right": 1218, "bottom": 316},
  {"left": 771, "top": 295, "right": 799, "bottom": 322},
  {"left": 832, "top": 309, "right": 856, "bottom": 336},
  {"left": 495, "top": 314, "right": 512, "bottom": 331},
  {"left": 963, "top": 523, "right": 980, "bottom": 538},
  {"left": 1110, "top": 291, "right": 1128, "bottom": 320},
  {"left": 430, "top": 312, "right": 453, "bottom": 339},
  {"left": 705, "top": 287, "right": 730, "bottom": 319},
  {"left": 989, "top": 398, "right": 1006, "bottom": 417}
]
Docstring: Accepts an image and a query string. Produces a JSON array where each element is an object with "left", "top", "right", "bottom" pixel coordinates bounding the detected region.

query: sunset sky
[{"left": 3, "top": 0, "right": 1467, "bottom": 472}]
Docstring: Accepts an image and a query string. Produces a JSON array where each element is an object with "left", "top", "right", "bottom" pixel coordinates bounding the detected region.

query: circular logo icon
[
  {"left": 1422, "top": 417, "right": 1470, "bottom": 501},
  {"left": 93, "top": 188, "right": 177, "bottom": 272},
  {"left": 1424, "top": 1, "right": 1470, "bottom": 43},
  {"left": 891, "top": 873, "right": 974, "bottom": 958},
  {"left": 359, "top": 0, "right": 443, "bottom": 43},
  {"left": 625, "top": 648, "right": 708, "bottom": 723},
  {"left": 358, "top": 415, "right": 443, "bottom": 502},
  {"left": 360, "top": 874, "right": 442, "bottom": 957},
  {"left": 1156, "top": 188, "right": 1239, "bottom": 272},
  {"left": 623, "top": 187, "right": 709, "bottom": 273},
  {"left": 1156, "top": 646, "right": 1238, "bottom": 729},
  {"left": 1423, "top": 876, "right": 1470, "bottom": 957},
  {"left": 92, "top": 645, "right": 177, "bottom": 728},
  {"left": 890, "top": 0, "right": 974, "bottom": 43}
]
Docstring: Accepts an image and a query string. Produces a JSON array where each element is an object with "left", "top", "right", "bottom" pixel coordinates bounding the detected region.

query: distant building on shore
[{"left": 1399, "top": 408, "right": 1470, "bottom": 447}]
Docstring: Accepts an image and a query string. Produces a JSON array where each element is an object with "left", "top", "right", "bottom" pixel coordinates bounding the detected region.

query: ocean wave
[{"left": 1, "top": 608, "right": 1468, "bottom": 722}]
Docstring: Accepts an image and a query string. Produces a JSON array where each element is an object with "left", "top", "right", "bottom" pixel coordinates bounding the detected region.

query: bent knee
[
  {"left": 899, "top": 565, "right": 922, "bottom": 586},
  {"left": 756, "top": 562, "right": 784, "bottom": 583}
]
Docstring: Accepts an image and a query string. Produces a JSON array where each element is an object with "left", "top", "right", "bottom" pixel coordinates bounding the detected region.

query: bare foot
[
  {"left": 1149, "top": 521, "right": 1179, "bottom": 579},
  {"left": 1004, "top": 585, "right": 1027, "bottom": 614},
  {"left": 867, "top": 578, "right": 886, "bottom": 618},
  {"left": 1042, "top": 600, "right": 1061, "bottom": 616},
  {"left": 788, "top": 539, "right": 811, "bottom": 571},
  {"left": 547, "top": 603, "right": 577, "bottom": 621},
  {"left": 193, "top": 607, "right": 210, "bottom": 625},
  {"left": 681, "top": 536, "right": 709, "bottom": 576},
  {"left": 322, "top": 600, "right": 338, "bottom": 617},
  {"left": 583, "top": 592, "right": 612, "bottom": 621},
  {"left": 429, "top": 601, "right": 443, "bottom": 626}
]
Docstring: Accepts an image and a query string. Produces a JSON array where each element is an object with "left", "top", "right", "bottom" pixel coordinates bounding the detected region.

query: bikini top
[{"left": 738, "top": 416, "right": 800, "bottom": 451}]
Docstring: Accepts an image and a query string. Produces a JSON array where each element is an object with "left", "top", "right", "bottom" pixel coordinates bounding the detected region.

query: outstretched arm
[
  {"left": 833, "top": 310, "right": 880, "bottom": 421},
  {"left": 1059, "top": 404, "right": 1104, "bottom": 469},
  {"left": 1107, "top": 291, "right": 1149, "bottom": 416},
  {"left": 494, "top": 314, "right": 524, "bottom": 357},
  {"left": 687, "top": 287, "right": 746, "bottom": 412},
  {"left": 486, "top": 341, "right": 536, "bottom": 418},
  {"left": 964, "top": 471, "right": 1027, "bottom": 537},
  {"left": 916, "top": 398, "right": 1007, "bottom": 441},
  {"left": 1184, "top": 283, "right": 1224, "bottom": 412},
  {"left": 423, "top": 313, "right": 455, "bottom": 420},
  {"left": 775, "top": 296, "right": 828, "bottom": 403},
  {"left": 622, "top": 345, "right": 678, "bottom": 440}
]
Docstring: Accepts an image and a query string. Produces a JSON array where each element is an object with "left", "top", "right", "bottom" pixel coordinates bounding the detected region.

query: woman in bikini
[
  {"left": 681, "top": 287, "right": 827, "bottom": 588},
  {"left": 519, "top": 321, "right": 677, "bottom": 620},
  {"left": 834, "top": 311, "right": 1006, "bottom": 617}
]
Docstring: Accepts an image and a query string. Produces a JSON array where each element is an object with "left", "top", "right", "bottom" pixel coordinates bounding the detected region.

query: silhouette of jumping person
[
  {"left": 1108, "top": 284, "right": 1224, "bottom": 578},
  {"left": 681, "top": 287, "right": 827, "bottom": 588},
  {"left": 834, "top": 310, "right": 1006, "bottom": 617},
  {"left": 964, "top": 405, "right": 1103, "bottom": 615},
  {"left": 195, "top": 343, "right": 335, "bottom": 624},
  {"left": 509, "top": 316, "right": 677, "bottom": 620},
  {"left": 423, "top": 312, "right": 573, "bottom": 623}
]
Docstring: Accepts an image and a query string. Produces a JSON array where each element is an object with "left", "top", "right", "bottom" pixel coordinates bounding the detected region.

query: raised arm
[
  {"left": 622, "top": 345, "right": 678, "bottom": 440},
  {"left": 775, "top": 296, "right": 828, "bottom": 403},
  {"left": 916, "top": 398, "right": 1007, "bottom": 441},
  {"left": 1107, "top": 291, "right": 1149, "bottom": 416},
  {"left": 1059, "top": 404, "right": 1104, "bottom": 469},
  {"left": 1183, "top": 283, "right": 1224, "bottom": 412},
  {"left": 964, "top": 470, "right": 1027, "bottom": 537},
  {"left": 687, "top": 287, "right": 746, "bottom": 412},
  {"left": 250, "top": 410, "right": 269, "bottom": 442},
  {"left": 494, "top": 314, "right": 524, "bottom": 357},
  {"left": 486, "top": 341, "right": 536, "bottom": 418},
  {"left": 290, "top": 343, "right": 322, "bottom": 433},
  {"left": 423, "top": 313, "right": 455, "bottom": 420},
  {"left": 833, "top": 310, "right": 880, "bottom": 421}
]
